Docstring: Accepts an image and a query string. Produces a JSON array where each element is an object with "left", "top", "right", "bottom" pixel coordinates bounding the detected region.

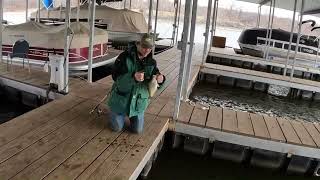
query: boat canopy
[
  {"left": 30, "top": 4, "right": 148, "bottom": 33},
  {"left": 2, "top": 21, "right": 108, "bottom": 49},
  {"left": 237, "top": 0, "right": 320, "bottom": 16}
]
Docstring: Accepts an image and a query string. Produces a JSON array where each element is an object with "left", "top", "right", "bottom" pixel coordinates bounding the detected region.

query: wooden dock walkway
[
  {"left": 201, "top": 62, "right": 320, "bottom": 92},
  {"left": 0, "top": 47, "right": 200, "bottom": 180},
  {"left": 2, "top": 44, "right": 320, "bottom": 178},
  {"left": 0, "top": 62, "right": 87, "bottom": 99},
  {"left": 175, "top": 101, "right": 320, "bottom": 160},
  {"left": 208, "top": 47, "right": 320, "bottom": 75}
]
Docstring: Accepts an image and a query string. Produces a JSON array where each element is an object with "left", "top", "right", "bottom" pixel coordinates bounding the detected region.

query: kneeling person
[{"left": 107, "top": 34, "right": 165, "bottom": 133}]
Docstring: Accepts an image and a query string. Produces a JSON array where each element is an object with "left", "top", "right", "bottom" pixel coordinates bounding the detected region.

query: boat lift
[
  {"left": 173, "top": 0, "right": 320, "bottom": 119},
  {"left": 0, "top": 0, "right": 175, "bottom": 94}
]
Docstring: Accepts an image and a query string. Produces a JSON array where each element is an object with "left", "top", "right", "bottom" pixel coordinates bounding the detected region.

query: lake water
[
  {"left": 0, "top": 87, "right": 33, "bottom": 124},
  {"left": 147, "top": 146, "right": 316, "bottom": 180},
  {"left": 191, "top": 82, "right": 320, "bottom": 123}
]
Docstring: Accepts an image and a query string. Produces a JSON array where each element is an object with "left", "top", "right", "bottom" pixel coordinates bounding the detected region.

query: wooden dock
[
  {"left": 0, "top": 62, "right": 87, "bottom": 99},
  {"left": 175, "top": 102, "right": 320, "bottom": 159},
  {"left": 0, "top": 47, "right": 200, "bottom": 180},
  {"left": 208, "top": 47, "right": 320, "bottom": 75},
  {"left": 1, "top": 44, "right": 320, "bottom": 178},
  {"left": 201, "top": 63, "right": 320, "bottom": 92}
]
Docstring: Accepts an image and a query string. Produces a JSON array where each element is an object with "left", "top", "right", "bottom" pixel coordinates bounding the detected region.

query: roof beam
[
  {"left": 258, "top": 0, "right": 271, "bottom": 6},
  {"left": 303, "top": 8, "right": 320, "bottom": 15}
]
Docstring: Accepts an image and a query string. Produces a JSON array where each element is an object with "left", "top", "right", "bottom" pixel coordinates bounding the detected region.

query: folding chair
[{"left": 7, "top": 39, "right": 30, "bottom": 72}]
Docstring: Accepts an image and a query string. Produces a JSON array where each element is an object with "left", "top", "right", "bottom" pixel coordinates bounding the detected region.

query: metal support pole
[
  {"left": 172, "top": 0, "right": 179, "bottom": 45},
  {"left": 175, "top": 0, "right": 182, "bottom": 43},
  {"left": 37, "top": 0, "right": 41, "bottom": 22},
  {"left": 265, "top": 0, "right": 275, "bottom": 60},
  {"left": 315, "top": 41, "right": 320, "bottom": 68},
  {"left": 183, "top": 0, "right": 198, "bottom": 100},
  {"left": 263, "top": 0, "right": 273, "bottom": 59},
  {"left": 0, "top": 0, "right": 3, "bottom": 62},
  {"left": 290, "top": 0, "right": 304, "bottom": 79},
  {"left": 26, "top": 0, "right": 29, "bottom": 22},
  {"left": 59, "top": 1, "right": 63, "bottom": 20},
  {"left": 283, "top": 0, "right": 297, "bottom": 76},
  {"left": 77, "top": 0, "right": 80, "bottom": 22},
  {"left": 210, "top": 0, "right": 218, "bottom": 46},
  {"left": 202, "top": 0, "right": 213, "bottom": 63},
  {"left": 257, "top": 5, "right": 261, "bottom": 27},
  {"left": 129, "top": 0, "right": 132, "bottom": 9},
  {"left": 63, "top": 0, "right": 71, "bottom": 93},
  {"left": 213, "top": 0, "right": 219, "bottom": 36},
  {"left": 148, "top": 0, "right": 153, "bottom": 33},
  {"left": 173, "top": 0, "right": 192, "bottom": 120},
  {"left": 152, "top": 0, "right": 159, "bottom": 57},
  {"left": 88, "top": 0, "right": 96, "bottom": 83}
]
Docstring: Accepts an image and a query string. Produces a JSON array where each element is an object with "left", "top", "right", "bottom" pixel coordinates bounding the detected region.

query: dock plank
[
  {"left": 314, "top": 123, "right": 320, "bottom": 134},
  {"left": 206, "top": 106, "right": 222, "bottom": 130},
  {"left": 237, "top": 111, "right": 254, "bottom": 136},
  {"left": 12, "top": 110, "right": 105, "bottom": 180},
  {"left": 277, "top": 118, "right": 301, "bottom": 145},
  {"left": 290, "top": 120, "right": 316, "bottom": 147},
  {"left": 76, "top": 110, "right": 164, "bottom": 180},
  {"left": 145, "top": 97, "right": 168, "bottom": 115},
  {"left": 43, "top": 113, "right": 157, "bottom": 180},
  {"left": 177, "top": 102, "right": 194, "bottom": 123},
  {"left": 189, "top": 106, "right": 208, "bottom": 127},
  {"left": 302, "top": 122, "right": 320, "bottom": 147},
  {"left": 73, "top": 132, "right": 135, "bottom": 180},
  {"left": 250, "top": 113, "right": 270, "bottom": 139},
  {"left": 0, "top": 100, "right": 99, "bottom": 180},
  {"left": 222, "top": 109, "right": 237, "bottom": 133},
  {"left": 263, "top": 115, "right": 286, "bottom": 142},
  {"left": 158, "top": 100, "right": 175, "bottom": 118},
  {"left": 70, "top": 83, "right": 110, "bottom": 101},
  {"left": 0, "top": 95, "right": 84, "bottom": 148},
  {"left": 201, "top": 63, "right": 320, "bottom": 91},
  {"left": 0, "top": 100, "right": 95, "bottom": 164},
  {"left": 106, "top": 116, "right": 169, "bottom": 180},
  {"left": 208, "top": 47, "right": 320, "bottom": 75}
]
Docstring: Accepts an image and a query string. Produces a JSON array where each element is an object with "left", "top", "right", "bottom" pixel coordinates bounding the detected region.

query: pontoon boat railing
[{"left": 257, "top": 37, "right": 320, "bottom": 68}]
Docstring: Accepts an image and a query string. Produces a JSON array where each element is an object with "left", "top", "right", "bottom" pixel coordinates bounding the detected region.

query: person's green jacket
[{"left": 108, "top": 44, "right": 165, "bottom": 117}]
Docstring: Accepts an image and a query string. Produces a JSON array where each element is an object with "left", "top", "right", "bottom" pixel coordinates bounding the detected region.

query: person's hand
[
  {"left": 134, "top": 72, "right": 144, "bottom": 82},
  {"left": 156, "top": 74, "right": 164, "bottom": 84}
]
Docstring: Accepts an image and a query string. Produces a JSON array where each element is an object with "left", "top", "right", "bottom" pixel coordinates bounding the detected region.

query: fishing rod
[{"left": 89, "top": 91, "right": 111, "bottom": 115}]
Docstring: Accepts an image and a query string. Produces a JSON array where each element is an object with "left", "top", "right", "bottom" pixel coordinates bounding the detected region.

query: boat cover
[
  {"left": 30, "top": 4, "right": 148, "bottom": 33},
  {"left": 2, "top": 21, "right": 108, "bottom": 49}
]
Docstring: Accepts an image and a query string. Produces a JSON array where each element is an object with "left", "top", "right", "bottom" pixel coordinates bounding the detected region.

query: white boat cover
[
  {"left": 2, "top": 21, "right": 108, "bottom": 49},
  {"left": 30, "top": 4, "right": 148, "bottom": 33}
]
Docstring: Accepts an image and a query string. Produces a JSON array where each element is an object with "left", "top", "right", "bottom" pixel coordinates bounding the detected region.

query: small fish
[{"left": 148, "top": 75, "right": 159, "bottom": 97}]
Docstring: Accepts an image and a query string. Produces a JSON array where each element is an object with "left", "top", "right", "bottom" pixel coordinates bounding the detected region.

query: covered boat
[
  {"left": 2, "top": 21, "right": 119, "bottom": 70},
  {"left": 30, "top": 4, "right": 148, "bottom": 43},
  {"left": 238, "top": 28, "right": 320, "bottom": 61}
]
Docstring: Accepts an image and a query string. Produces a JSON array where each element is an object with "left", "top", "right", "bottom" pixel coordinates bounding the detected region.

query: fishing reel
[{"left": 89, "top": 105, "right": 103, "bottom": 116}]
